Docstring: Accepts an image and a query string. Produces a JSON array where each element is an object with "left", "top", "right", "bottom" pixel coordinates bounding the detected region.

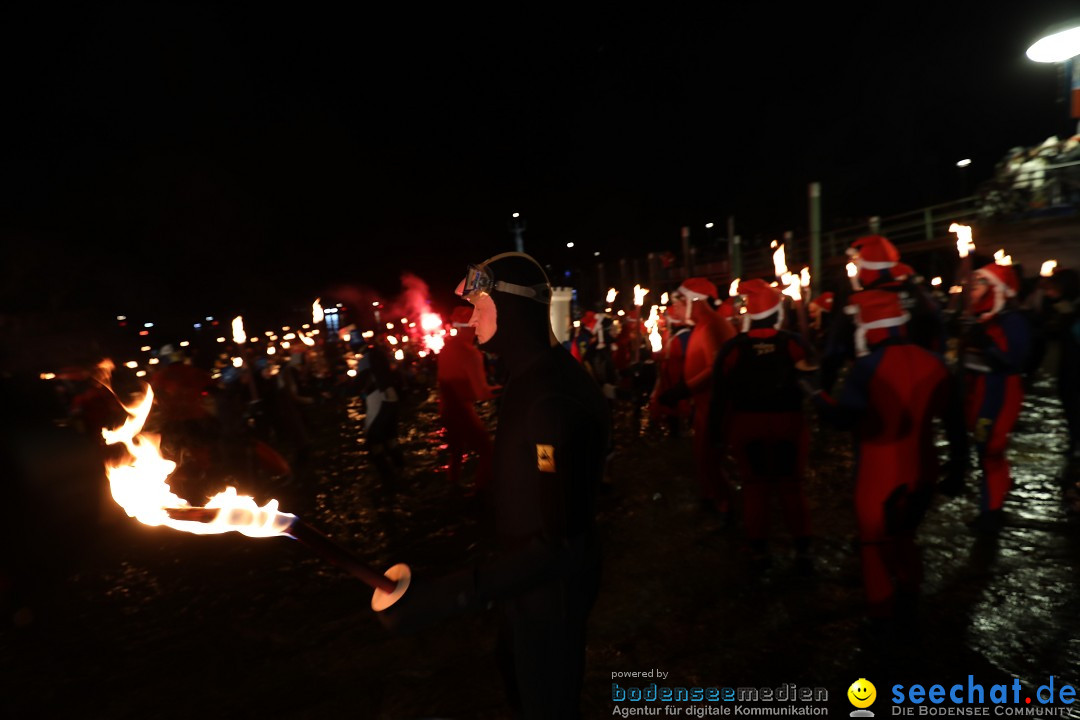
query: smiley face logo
[{"left": 848, "top": 678, "right": 876, "bottom": 709}]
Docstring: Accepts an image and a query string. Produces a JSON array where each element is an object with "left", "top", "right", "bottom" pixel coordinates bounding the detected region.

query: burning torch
[{"left": 101, "top": 383, "right": 410, "bottom": 612}]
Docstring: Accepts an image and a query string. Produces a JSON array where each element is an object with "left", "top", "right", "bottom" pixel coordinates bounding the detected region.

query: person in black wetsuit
[{"left": 380, "top": 252, "right": 609, "bottom": 719}]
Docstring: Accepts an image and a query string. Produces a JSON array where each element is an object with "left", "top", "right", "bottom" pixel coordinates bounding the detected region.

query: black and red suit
[
  {"left": 710, "top": 323, "right": 812, "bottom": 560},
  {"left": 812, "top": 291, "right": 965, "bottom": 619}
]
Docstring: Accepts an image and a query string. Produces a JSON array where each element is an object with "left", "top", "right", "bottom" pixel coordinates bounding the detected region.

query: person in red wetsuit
[
  {"left": 658, "top": 277, "right": 737, "bottom": 516},
  {"left": 961, "top": 260, "right": 1031, "bottom": 534},
  {"left": 437, "top": 305, "right": 499, "bottom": 492},
  {"left": 809, "top": 290, "right": 966, "bottom": 629},
  {"left": 650, "top": 300, "right": 693, "bottom": 436},
  {"left": 711, "top": 279, "right": 813, "bottom": 572}
]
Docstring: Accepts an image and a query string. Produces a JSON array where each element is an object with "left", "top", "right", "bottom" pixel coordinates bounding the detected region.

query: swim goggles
[{"left": 459, "top": 263, "right": 552, "bottom": 304}]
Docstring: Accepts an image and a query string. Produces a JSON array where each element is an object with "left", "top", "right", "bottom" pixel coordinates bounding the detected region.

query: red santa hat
[
  {"left": 737, "top": 278, "right": 784, "bottom": 331},
  {"left": 810, "top": 292, "right": 834, "bottom": 313},
  {"left": 847, "top": 235, "right": 900, "bottom": 270},
  {"left": 450, "top": 306, "right": 473, "bottom": 327},
  {"left": 973, "top": 261, "right": 1019, "bottom": 317},
  {"left": 844, "top": 290, "right": 909, "bottom": 356},
  {"left": 676, "top": 277, "right": 718, "bottom": 303}
]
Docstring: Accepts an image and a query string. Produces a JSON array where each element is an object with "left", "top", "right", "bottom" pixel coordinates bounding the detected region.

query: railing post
[
  {"left": 809, "top": 182, "right": 822, "bottom": 296},
  {"left": 924, "top": 207, "right": 934, "bottom": 240}
]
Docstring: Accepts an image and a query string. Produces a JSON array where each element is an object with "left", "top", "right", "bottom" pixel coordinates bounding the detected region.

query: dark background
[{"left": 2, "top": 2, "right": 1079, "bottom": 321}]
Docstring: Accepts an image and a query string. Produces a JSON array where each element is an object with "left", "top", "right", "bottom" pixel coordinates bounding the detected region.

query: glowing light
[
  {"left": 418, "top": 350, "right": 428, "bottom": 358},
  {"left": 281, "top": 341, "right": 291, "bottom": 349},
  {"left": 362, "top": 331, "right": 374, "bottom": 339},
  {"left": 949, "top": 285, "right": 963, "bottom": 294},
  {"left": 606, "top": 288, "right": 617, "bottom": 303},
  {"left": 125, "top": 361, "right": 138, "bottom": 369},
  {"left": 401, "top": 335, "right": 409, "bottom": 343},
  {"left": 800, "top": 267, "right": 810, "bottom": 288},
  {"left": 386, "top": 323, "right": 394, "bottom": 330},
  {"left": 267, "top": 346, "right": 276, "bottom": 355},
  {"left": 117, "top": 315, "right": 126, "bottom": 321},
  {"left": 231, "top": 357, "right": 242, "bottom": 368},
  {"left": 1026, "top": 25, "right": 1080, "bottom": 63},
  {"left": 394, "top": 349, "right": 405, "bottom": 361},
  {"left": 512, "top": 212, "right": 520, "bottom": 218},
  {"left": 40, "top": 372, "right": 56, "bottom": 380},
  {"left": 931, "top": 277, "right": 943, "bottom": 287},
  {"left": 660, "top": 292, "right": 669, "bottom": 305},
  {"left": 312, "top": 298, "right": 324, "bottom": 324},
  {"left": 343, "top": 333, "right": 351, "bottom": 342},
  {"left": 956, "top": 159, "right": 972, "bottom": 168},
  {"left": 634, "top": 284, "right": 649, "bottom": 306},
  {"left": 216, "top": 337, "right": 226, "bottom": 343},
  {"left": 283, "top": 333, "right": 296, "bottom": 340},
  {"left": 372, "top": 301, "right": 380, "bottom": 307},
  {"left": 994, "top": 249, "right": 1013, "bottom": 266},
  {"left": 144, "top": 323, "right": 154, "bottom": 328},
  {"left": 1041, "top": 260, "right": 1058, "bottom": 277},
  {"left": 950, "top": 223, "right": 975, "bottom": 258},
  {"left": 566, "top": 242, "right": 575, "bottom": 248},
  {"left": 141, "top": 346, "right": 151, "bottom": 352},
  {"left": 347, "top": 369, "right": 357, "bottom": 377},
  {"left": 846, "top": 262, "right": 858, "bottom": 278},
  {"left": 300, "top": 335, "right": 315, "bottom": 347},
  {"left": 617, "top": 310, "right": 626, "bottom": 317},
  {"left": 179, "top": 341, "right": 189, "bottom": 347},
  {"left": 644, "top": 305, "right": 663, "bottom": 353},
  {"left": 420, "top": 312, "right": 442, "bottom": 333},
  {"left": 449, "top": 328, "right": 458, "bottom": 336},
  {"left": 148, "top": 358, "right": 160, "bottom": 366},
  {"left": 387, "top": 336, "right": 398, "bottom": 345},
  {"left": 136, "top": 370, "right": 146, "bottom": 377},
  {"left": 705, "top": 222, "right": 714, "bottom": 229}
]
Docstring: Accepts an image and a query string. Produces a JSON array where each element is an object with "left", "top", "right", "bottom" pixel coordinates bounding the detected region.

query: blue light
[
  {"left": 194, "top": 323, "right": 202, "bottom": 329},
  {"left": 144, "top": 323, "right": 154, "bottom": 328}
]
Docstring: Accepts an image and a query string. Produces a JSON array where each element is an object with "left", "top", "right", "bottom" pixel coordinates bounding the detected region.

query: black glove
[
  {"left": 658, "top": 380, "right": 690, "bottom": 408},
  {"left": 376, "top": 566, "right": 478, "bottom": 635},
  {"left": 938, "top": 459, "right": 967, "bottom": 498}
]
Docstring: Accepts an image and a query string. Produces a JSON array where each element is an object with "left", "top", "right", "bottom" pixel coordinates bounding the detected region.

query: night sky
[{"left": 3, "top": 2, "right": 1079, "bottom": 321}]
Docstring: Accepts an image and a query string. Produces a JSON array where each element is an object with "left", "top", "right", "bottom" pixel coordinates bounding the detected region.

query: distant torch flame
[
  {"left": 846, "top": 262, "right": 858, "bottom": 278},
  {"left": 772, "top": 243, "right": 787, "bottom": 279},
  {"left": 394, "top": 349, "right": 405, "bottom": 361},
  {"left": 950, "top": 223, "right": 974, "bottom": 258},
  {"left": 994, "top": 249, "right": 1013, "bottom": 266},
  {"left": 729, "top": 278, "right": 740, "bottom": 298},
  {"left": 1041, "top": 260, "right": 1058, "bottom": 277},
  {"left": 420, "top": 311, "right": 446, "bottom": 354},
  {"left": 772, "top": 244, "right": 802, "bottom": 302},
  {"left": 102, "top": 387, "right": 294, "bottom": 537},
  {"left": 634, "top": 284, "right": 648, "bottom": 307},
  {"left": 931, "top": 277, "right": 943, "bottom": 287},
  {"left": 232, "top": 316, "right": 246, "bottom": 344},
  {"left": 313, "top": 298, "right": 324, "bottom": 324},
  {"left": 606, "top": 288, "right": 617, "bottom": 304},
  {"left": 660, "top": 292, "right": 669, "bottom": 305},
  {"left": 800, "top": 267, "right": 810, "bottom": 288},
  {"left": 644, "top": 305, "right": 662, "bottom": 353}
]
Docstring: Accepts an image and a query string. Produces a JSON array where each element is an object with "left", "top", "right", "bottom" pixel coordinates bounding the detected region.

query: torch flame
[
  {"left": 420, "top": 311, "right": 446, "bottom": 354},
  {"left": 232, "top": 316, "right": 246, "bottom": 345},
  {"left": 994, "top": 249, "right": 1013, "bottom": 266},
  {"left": 1041, "top": 260, "right": 1058, "bottom": 277},
  {"left": 728, "top": 278, "right": 740, "bottom": 298},
  {"left": 846, "top": 262, "right": 858, "bottom": 278},
  {"left": 313, "top": 298, "right": 324, "bottom": 324},
  {"left": 606, "top": 288, "right": 617, "bottom": 304},
  {"left": 634, "top": 284, "right": 648, "bottom": 307},
  {"left": 644, "top": 305, "right": 663, "bottom": 353},
  {"left": 800, "top": 267, "right": 810, "bottom": 288},
  {"left": 772, "top": 243, "right": 788, "bottom": 279},
  {"left": 660, "top": 292, "right": 669, "bottom": 305},
  {"left": 101, "top": 386, "right": 295, "bottom": 537},
  {"left": 931, "top": 277, "right": 943, "bottom": 287},
  {"left": 950, "top": 223, "right": 975, "bottom": 258}
]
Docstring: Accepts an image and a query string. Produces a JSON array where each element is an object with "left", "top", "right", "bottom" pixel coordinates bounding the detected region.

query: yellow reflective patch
[{"left": 536, "top": 444, "right": 556, "bottom": 472}]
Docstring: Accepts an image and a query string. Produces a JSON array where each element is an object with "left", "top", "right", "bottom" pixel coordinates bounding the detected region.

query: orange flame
[
  {"left": 102, "top": 385, "right": 294, "bottom": 537},
  {"left": 950, "top": 223, "right": 975, "bottom": 258}
]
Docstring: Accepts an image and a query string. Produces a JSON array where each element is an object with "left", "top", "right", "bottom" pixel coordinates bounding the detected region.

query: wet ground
[{"left": 3, "top": 369, "right": 1080, "bottom": 719}]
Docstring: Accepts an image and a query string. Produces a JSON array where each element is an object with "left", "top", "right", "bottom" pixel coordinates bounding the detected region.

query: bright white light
[
  {"left": 362, "top": 331, "right": 374, "bottom": 339},
  {"left": 281, "top": 341, "right": 291, "bottom": 349},
  {"left": 206, "top": 317, "right": 214, "bottom": 322},
  {"left": 660, "top": 292, "right": 669, "bottom": 305},
  {"left": 125, "top": 361, "right": 138, "bottom": 369},
  {"left": 617, "top": 310, "right": 625, "bottom": 317},
  {"left": 216, "top": 337, "right": 226, "bottom": 343},
  {"left": 140, "top": 346, "right": 151, "bottom": 352},
  {"left": 1041, "top": 259, "right": 1059, "bottom": 277},
  {"left": 180, "top": 341, "right": 189, "bottom": 347},
  {"left": 347, "top": 369, "right": 357, "bottom": 377},
  {"left": 232, "top": 357, "right": 243, "bottom": 368},
  {"left": 117, "top": 315, "right": 126, "bottom": 321},
  {"left": 40, "top": 373, "right": 56, "bottom": 380},
  {"left": 994, "top": 249, "right": 1013, "bottom": 266},
  {"left": 566, "top": 242, "right": 575, "bottom": 248},
  {"left": 148, "top": 358, "right": 160, "bottom": 365},
  {"left": 846, "top": 262, "right": 858, "bottom": 278},
  {"left": 956, "top": 159, "right": 972, "bottom": 168},
  {"left": 144, "top": 322, "right": 154, "bottom": 328},
  {"left": 606, "top": 288, "right": 617, "bottom": 303},
  {"left": 931, "top": 277, "right": 943, "bottom": 287},
  {"left": 283, "top": 333, "right": 296, "bottom": 340},
  {"left": 512, "top": 212, "right": 520, "bottom": 218},
  {"left": 950, "top": 223, "right": 975, "bottom": 258},
  {"left": 194, "top": 323, "right": 202, "bottom": 329},
  {"left": 594, "top": 251, "right": 600, "bottom": 257},
  {"left": 1026, "top": 25, "right": 1080, "bottom": 63},
  {"left": 136, "top": 370, "right": 146, "bottom": 378},
  {"left": 386, "top": 323, "right": 394, "bottom": 330},
  {"left": 267, "top": 346, "right": 276, "bottom": 355},
  {"left": 573, "top": 320, "right": 581, "bottom": 328},
  {"left": 705, "top": 222, "right": 714, "bottom": 229},
  {"left": 343, "top": 333, "right": 351, "bottom": 343},
  {"left": 372, "top": 301, "right": 380, "bottom": 307},
  {"left": 394, "top": 349, "right": 405, "bottom": 361}
]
